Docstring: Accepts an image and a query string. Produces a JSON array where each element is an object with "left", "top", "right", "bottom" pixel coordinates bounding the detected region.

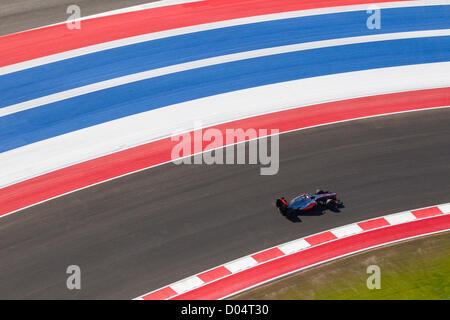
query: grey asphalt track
[
  {"left": 0, "top": 0, "right": 161, "bottom": 36},
  {"left": 0, "top": 108, "right": 449, "bottom": 299}
]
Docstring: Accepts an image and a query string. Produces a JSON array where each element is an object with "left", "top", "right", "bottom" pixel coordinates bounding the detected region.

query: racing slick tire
[
  {"left": 315, "top": 189, "right": 325, "bottom": 195},
  {"left": 276, "top": 198, "right": 288, "bottom": 214},
  {"left": 326, "top": 198, "right": 337, "bottom": 209}
]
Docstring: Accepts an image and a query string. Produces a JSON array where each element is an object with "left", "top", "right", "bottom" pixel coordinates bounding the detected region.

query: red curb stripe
[
  {"left": 305, "top": 231, "right": 337, "bottom": 246},
  {"left": 358, "top": 217, "right": 390, "bottom": 230},
  {"left": 0, "top": 88, "right": 448, "bottom": 218},
  {"left": 198, "top": 266, "right": 232, "bottom": 283},
  {"left": 252, "top": 248, "right": 285, "bottom": 263},
  {"left": 411, "top": 207, "right": 443, "bottom": 219},
  {"left": 172, "top": 214, "right": 450, "bottom": 299},
  {"left": 0, "top": 0, "right": 415, "bottom": 67},
  {"left": 142, "top": 286, "right": 177, "bottom": 300}
]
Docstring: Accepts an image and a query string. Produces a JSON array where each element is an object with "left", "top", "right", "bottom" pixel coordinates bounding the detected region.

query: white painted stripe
[
  {"left": 278, "top": 239, "right": 311, "bottom": 254},
  {"left": 437, "top": 203, "right": 450, "bottom": 214},
  {"left": 384, "top": 211, "right": 417, "bottom": 225},
  {"left": 331, "top": 224, "right": 364, "bottom": 238},
  {"left": 1, "top": 0, "right": 447, "bottom": 75},
  {"left": 81, "top": 0, "right": 205, "bottom": 20},
  {"left": 27, "top": 0, "right": 450, "bottom": 32},
  {"left": 170, "top": 276, "right": 204, "bottom": 294},
  {"left": 218, "top": 228, "right": 450, "bottom": 300},
  {"left": 3, "top": 29, "right": 449, "bottom": 117},
  {"left": 224, "top": 257, "right": 258, "bottom": 273},
  {"left": 0, "top": 63, "right": 448, "bottom": 189}
]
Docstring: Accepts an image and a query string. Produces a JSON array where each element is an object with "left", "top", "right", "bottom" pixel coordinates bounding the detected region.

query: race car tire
[
  {"left": 316, "top": 189, "right": 325, "bottom": 195},
  {"left": 326, "top": 198, "right": 337, "bottom": 209}
]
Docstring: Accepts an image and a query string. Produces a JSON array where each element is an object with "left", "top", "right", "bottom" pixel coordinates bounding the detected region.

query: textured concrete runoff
[{"left": 0, "top": 108, "right": 449, "bottom": 299}]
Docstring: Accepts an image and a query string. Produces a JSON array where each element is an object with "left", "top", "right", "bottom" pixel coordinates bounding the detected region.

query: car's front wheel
[{"left": 326, "top": 198, "right": 337, "bottom": 209}]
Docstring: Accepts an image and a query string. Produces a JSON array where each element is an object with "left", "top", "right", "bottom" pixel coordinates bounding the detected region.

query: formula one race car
[{"left": 276, "top": 189, "right": 343, "bottom": 215}]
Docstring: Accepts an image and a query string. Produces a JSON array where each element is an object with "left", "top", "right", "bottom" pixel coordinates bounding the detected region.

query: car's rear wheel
[
  {"left": 326, "top": 198, "right": 337, "bottom": 209},
  {"left": 316, "top": 189, "right": 325, "bottom": 194}
]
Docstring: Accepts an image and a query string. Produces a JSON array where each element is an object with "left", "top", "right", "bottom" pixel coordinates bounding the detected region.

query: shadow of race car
[{"left": 276, "top": 189, "right": 343, "bottom": 215}]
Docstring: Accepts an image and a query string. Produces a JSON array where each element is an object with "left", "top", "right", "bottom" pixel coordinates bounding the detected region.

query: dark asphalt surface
[
  {"left": 0, "top": 0, "right": 160, "bottom": 36},
  {"left": 0, "top": 108, "right": 449, "bottom": 299}
]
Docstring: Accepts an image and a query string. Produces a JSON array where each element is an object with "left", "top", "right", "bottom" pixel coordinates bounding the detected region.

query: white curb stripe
[
  {"left": 384, "top": 211, "right": 416, "bottom": 225},
  {"left": 438, "top": 203, "right": 450, "bottom": 214},
  {"left": 170, "top": 276, "right": 204, "bottom": 294}
]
